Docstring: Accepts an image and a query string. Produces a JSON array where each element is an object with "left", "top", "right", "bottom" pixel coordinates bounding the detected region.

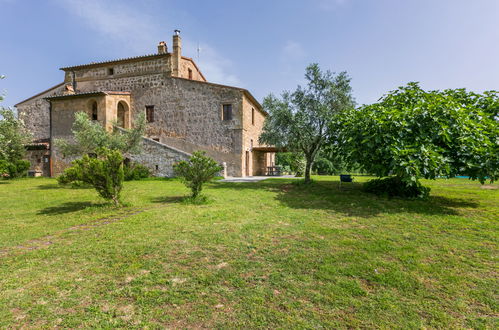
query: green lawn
[{"left": 0, "top": 176, "right": 497, "bottom": 328}]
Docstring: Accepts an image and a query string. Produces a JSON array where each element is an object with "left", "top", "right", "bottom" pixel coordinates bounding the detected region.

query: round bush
[{"left": 363, "top": 176, "right": 431, "bottom": 199}]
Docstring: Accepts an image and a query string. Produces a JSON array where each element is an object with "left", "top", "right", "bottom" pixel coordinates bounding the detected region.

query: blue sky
[{"left": 1, "top": 0, "right": 498, "bottom": 108}]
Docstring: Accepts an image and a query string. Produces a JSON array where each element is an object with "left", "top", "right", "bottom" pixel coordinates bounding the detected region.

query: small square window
[
  {"left": 146, "top": 105, "right": 155, "bottom": 123},
  {"left": 153, "top": 138, "right": 160, "bottom": 142},
  {"left": 222, "top": 104, "right": 233, "bottom": 121},
  {"left": 108, "top": 68, "right": 114, "bottom": 75}
]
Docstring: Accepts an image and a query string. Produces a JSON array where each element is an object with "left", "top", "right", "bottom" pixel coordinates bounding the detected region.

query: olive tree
[
  {"left": 173, "top": 151, "right": 222, "bottom": 199},
  {"left": 56, "top": 111, "right": 146, "bottom": 156},
  {"left": 259, "top": 63, "right": 355, "bottom": 183}
]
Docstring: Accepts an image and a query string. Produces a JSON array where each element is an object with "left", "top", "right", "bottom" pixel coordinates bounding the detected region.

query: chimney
[
  {"left": 172, "top": 29, "right": 181, "bottom": 77},
  {"left": 157, "top": 41, "right": 167, "bottom": 54}
]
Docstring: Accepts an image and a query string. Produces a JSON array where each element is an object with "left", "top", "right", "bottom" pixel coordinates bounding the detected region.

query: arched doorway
[{"left": 117, "top": 101, "right": 128, "bottom": 128}]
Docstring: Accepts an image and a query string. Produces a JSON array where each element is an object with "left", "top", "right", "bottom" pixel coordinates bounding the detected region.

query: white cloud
[
  {"left": 184, "top": 42, "right": 241, "bottom": 86},
  {"left": 53, "top": 0, "right": 240, "bottom": 85}
]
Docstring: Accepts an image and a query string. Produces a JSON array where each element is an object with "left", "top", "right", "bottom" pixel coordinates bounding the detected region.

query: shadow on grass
[
  {"left": 0, "top": 181, "right": 9, "bottom": 184},
  {"left": 210, "top": 179, "right": 479, "bottom": 218},
  {"left": 37, "top": 183, "right": 91, "bottom": 190},
  {"left": 150, "top": 196, "right": 185, "bottom": 204},
  {"left": 37, "top": 201, "right": 106, "bottom": 215}
]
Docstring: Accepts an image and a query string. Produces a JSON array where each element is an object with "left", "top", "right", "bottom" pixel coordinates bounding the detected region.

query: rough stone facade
[
  {"left": 25, "top": 147, "right": 50, "bottom": 177},
  {"left": 17, "top": 83, "right": 65, "bottom": 140},
  {"left": 15, "top": 32, "right": 274, "bottom": 177},
  {"left": 129, "top": 137, "right": 191, "bottom": 177}
]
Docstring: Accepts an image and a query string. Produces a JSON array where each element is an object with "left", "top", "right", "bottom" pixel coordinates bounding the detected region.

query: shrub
[
  {"left": 0, "top": 160, "right": 8, "bottom": 178},
  {"left": 124, "top": 162, "right": 151, "bottom": 181},
  {"left": 57, "top": 148, "right": 124, "bottom": 206},
  {"left": 363, "top": 176, "right": 431, "bottom": 199},
  {"left": 57, "top": 166, "right": 83, "bottom": 185},
  {"left": 173, "top": 151, "right": 222, "bottom": 199},
  {"left": 0, "top": 159, "right": 30, "bottom": 179},
  {"left": 313, "top": 157, "right": 335, "bottom": 175},
  {"left": 276, "top": 152, "right": 305, "bottom": 176}
]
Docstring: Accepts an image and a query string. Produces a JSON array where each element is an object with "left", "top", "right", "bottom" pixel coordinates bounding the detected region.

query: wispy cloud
[
  {"left": 55, "top": 0, "right": 157, "bottom": 53},
  {"left": 53, "top": 0, "right": 240, "bottom": 85},
  {"left": 185, "top": 42, "right": 241, "bottom": 86},
  {"left": 282, "top": 41, "right": 306, "bottom": 61}
]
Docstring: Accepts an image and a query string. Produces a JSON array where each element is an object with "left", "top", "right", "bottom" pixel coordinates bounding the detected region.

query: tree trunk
[{"left": 304, "top": 157, "right": 313, "bottom": 183}]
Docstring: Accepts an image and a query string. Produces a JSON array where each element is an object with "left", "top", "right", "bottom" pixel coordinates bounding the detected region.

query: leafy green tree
[
  {"left": 173, "top": 151, "right": 222, "bottom": 199},
  {"left": 276, "top": 152, "right": 305, "bottom": 176},
  {"left": 337, "top": 82, "right": 499, "bottom": 196},
  {"left": 259, "top": 63, "right": 355, "bottom": 183},
  {"left": 56, "top": 111, "right": 146, "bottom": 156},
  {"left": 58, "top": 148, "right": 124, "bottom": 206},
  {"left": 0, "top": 77, "right": 32, "bottom": 178},
  {"left": 311, "top": 147, "right": 361, "bottom": 175}
]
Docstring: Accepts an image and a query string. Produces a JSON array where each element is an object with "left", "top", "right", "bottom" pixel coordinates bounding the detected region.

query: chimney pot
[{"left": 157, "top": 41, "right": 167, "bottom": 54}]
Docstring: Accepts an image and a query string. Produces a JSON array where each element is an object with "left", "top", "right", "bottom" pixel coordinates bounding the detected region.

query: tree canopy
[
  {"left": 56, "top": 111, "right": 146, "bottom": 157},
  {"left": 0, "top": 76, "right": 31, "bottom": 178},
  {"left": 259, "top": 63, "right": 355, "bottom": 182},
  {"left": 336, "top": 82, "right": 499, "bottom": 186}
]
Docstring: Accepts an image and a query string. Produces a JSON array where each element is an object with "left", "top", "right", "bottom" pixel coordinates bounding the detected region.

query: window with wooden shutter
[
  {"left": 91, "top": 101, "right": 98, "bottom": 120},
  {"left": 222, "top": 104, "right": 232, "bottom": 121},
  {"left": 146, "top": 105, "right": 155, "bottom": 123}
]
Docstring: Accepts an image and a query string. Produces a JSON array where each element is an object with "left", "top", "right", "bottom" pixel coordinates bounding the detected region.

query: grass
[{"left": 0, "top": 176, "right": 497, "bottom": 328}]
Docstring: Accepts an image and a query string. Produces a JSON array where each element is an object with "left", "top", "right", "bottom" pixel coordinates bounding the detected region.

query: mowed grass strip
[{"left": 0, "top": 177, "right": 497, "bottom": 328}]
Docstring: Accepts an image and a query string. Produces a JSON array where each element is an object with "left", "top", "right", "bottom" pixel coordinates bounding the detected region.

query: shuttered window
[
  {"left": 146, "top": 105, "right": 155, "bottom": 123},
  {"left": 222, "top": 104, "right": 232, "bottom": 121}
]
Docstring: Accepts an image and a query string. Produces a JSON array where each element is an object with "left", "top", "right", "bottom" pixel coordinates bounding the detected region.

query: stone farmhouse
[{"left": 15, "top": 31, "right": 275, "bottom": 177}]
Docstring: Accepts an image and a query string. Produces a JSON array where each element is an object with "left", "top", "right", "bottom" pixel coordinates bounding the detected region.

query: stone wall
[
  {"left": 16, "top": 83, "right": 65, "bottom": 141},
  {"left": 128, "top": 137, "right": 191, "bottom": 177},
  {"left": 138, "top": 77, "right": 245, "bottom": 176},
  {"left": 25, "top": 149, "right": 50, "bottom": 176},
  {"left": 180, "top": 57, "right": 206, "bottom": 81},
  {"left": 64, "top": 55, "right": 170, "bottom": 83},
  {"left": 242, "top": 94, "right": 272, "bottom": 176}
]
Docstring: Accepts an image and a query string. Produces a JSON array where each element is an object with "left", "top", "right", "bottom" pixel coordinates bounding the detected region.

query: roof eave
[{"left": 59, "top": 53, "right": 169, "bottom": 71}]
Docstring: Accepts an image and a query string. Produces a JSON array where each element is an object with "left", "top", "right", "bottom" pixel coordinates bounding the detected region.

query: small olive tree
[
  {"left": 173, "top": 151, "right": 222, "bottom": 199},
  {"left": 58, "top": 148, "right": 124, "bottom": 206},
  {"left": 56, "top": 111, "right": 146, "bottom": 157}
]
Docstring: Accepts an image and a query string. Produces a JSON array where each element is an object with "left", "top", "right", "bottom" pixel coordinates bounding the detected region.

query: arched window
[
  {"left": 117, "top": 102, "right": 126, "bottom": 128},
  {"left": 91, "top": 101, "right": 98, "bottom": 120}
]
